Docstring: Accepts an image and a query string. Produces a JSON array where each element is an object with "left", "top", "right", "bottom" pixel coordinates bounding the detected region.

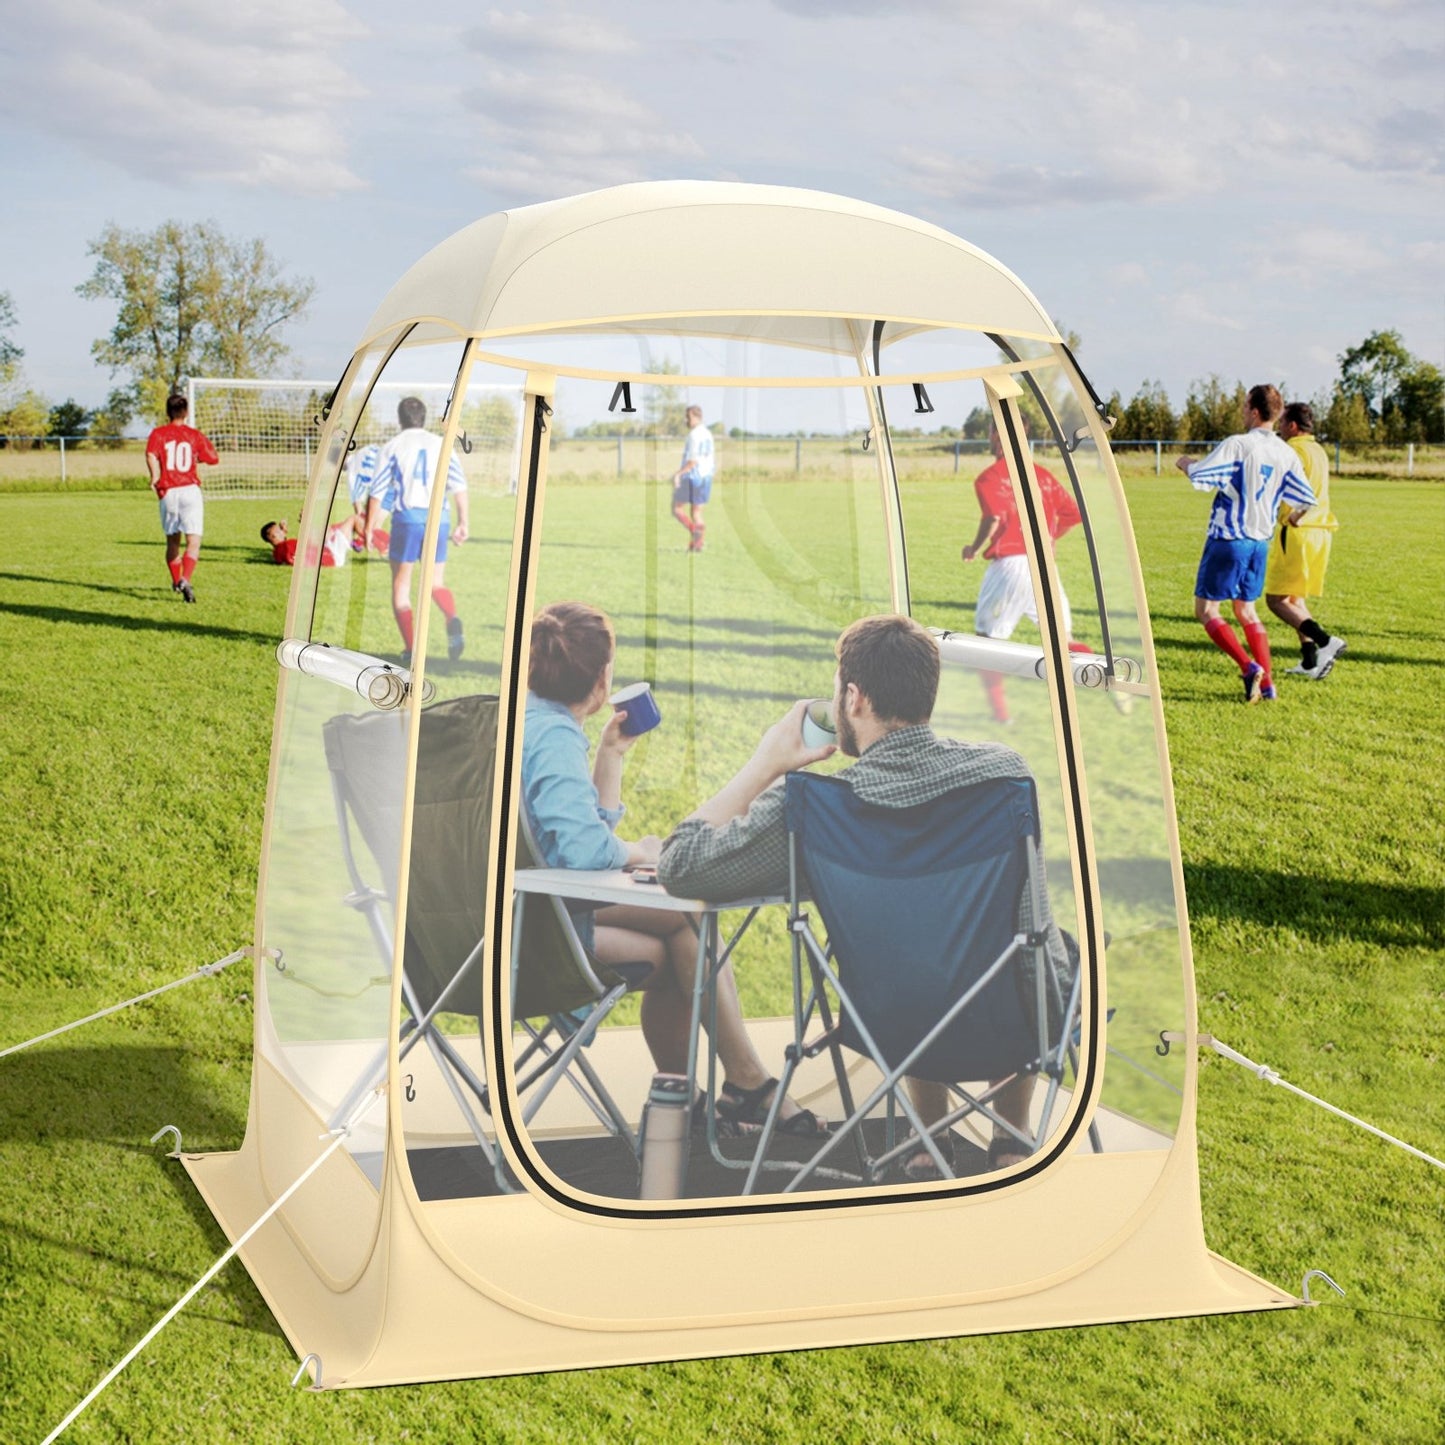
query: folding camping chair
[
  {"left": 744, "top": 771, "right": 1082, "bottom": 1195},
  {"left": 322, "top": 692, "right": 650, "bottom": 1188},
  {"left": 321, "top": 692, "right": 500, "bottom": 1164}
]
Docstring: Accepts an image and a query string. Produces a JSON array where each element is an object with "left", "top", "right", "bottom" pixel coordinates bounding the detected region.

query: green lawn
[{"left": 0, "top": 475, "right": 1442, "bottom": 1443}]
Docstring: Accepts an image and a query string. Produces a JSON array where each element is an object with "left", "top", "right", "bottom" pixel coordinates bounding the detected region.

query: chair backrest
[
  {"left": 510, "top": 813, "right": 610, "bottom": 1019},
  {"left": 783, "top": 770, "right": 1044, "bottom": 1082},
  {"left": 323, "top": 693, "right": 497, "bottom": 1017}
]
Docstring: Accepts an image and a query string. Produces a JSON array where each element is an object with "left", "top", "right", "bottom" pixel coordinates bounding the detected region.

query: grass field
[{"left": 0, "top": 473, "right": 1442, "bottom": 1443}]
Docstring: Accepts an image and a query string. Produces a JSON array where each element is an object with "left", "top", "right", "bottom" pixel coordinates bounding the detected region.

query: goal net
[{"left": 187, "top": 378, "right": 525, "bottom": 498}]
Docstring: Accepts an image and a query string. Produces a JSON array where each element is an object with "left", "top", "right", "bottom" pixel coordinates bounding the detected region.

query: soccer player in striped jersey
[
  {"left": 1174, "top": 384, "right": 1316, "bottom": 702},
  {"left": 344, "top": 442, "right": 384, "bottom": 554},
  {"left": 364, "top": 397, "right": 470, "bottom": 665}
]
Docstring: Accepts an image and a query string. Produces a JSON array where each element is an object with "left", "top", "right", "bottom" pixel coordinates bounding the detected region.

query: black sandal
[
  {"left": 986, "top": 1135, "right": 1033, "bottom": 1170},
  {"left": 717, "top": 1078, "right": 828, "bottom": 1138},
  {"left": 895, "top": 1131, "right": 955, "bottom": 1183}
]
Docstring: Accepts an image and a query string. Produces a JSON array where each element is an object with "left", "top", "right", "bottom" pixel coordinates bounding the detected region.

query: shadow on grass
[
  {"left": 1181, "top": 861, "right": 1444, "bottom": 949},
  {"left": 0, "top": 599, "right": 278, "bottom": 647},
  {"left": 0, "top": 1045, "right": 246, "bottom": 1147}
]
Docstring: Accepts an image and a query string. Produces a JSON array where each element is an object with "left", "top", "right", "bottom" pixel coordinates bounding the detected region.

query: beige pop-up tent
[{"left": 183, "top": 181, "right": 1296, "bottom": 1388}]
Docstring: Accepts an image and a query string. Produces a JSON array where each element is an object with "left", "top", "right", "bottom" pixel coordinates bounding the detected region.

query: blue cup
[{"left": 610, "top": 681, "right": 662, "bottom": 736}]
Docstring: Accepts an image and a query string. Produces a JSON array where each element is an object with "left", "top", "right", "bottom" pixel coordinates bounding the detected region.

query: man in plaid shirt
[{"left": 660, "top": 613, "right": 1072, "bottom": 1176}]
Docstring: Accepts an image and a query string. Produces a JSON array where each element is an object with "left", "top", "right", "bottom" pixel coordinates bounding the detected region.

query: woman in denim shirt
[{"left": 522, "top": 601, "right": 824, "bottom": 1135}]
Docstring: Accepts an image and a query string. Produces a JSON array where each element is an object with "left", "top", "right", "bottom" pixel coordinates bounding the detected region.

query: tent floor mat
[{"left": 401, "top": 1123, "right": 991, "bottom": 1202}]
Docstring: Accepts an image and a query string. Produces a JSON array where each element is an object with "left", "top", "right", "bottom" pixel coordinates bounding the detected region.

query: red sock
[
  {"left": 432, "top": 587, "right": 456, "bottom": 621},
  {"left": 1204, "top": 618, "right": 1251, "bottom": 671},
  {"left": 673, "top": 509, "right": 695, "bottom": 534},
  {"left": 180, "top": 555, "right": 197, "bottom": 582},
  {"left": 1243, "top": 622, "right": 1272, "bottom": 682},
  {"left": 167, "top": 559, "right": 182, "bottom": 585},
  {"left": 1066, "top": 640, "right": 1093, "bottom": 655},
  {"left": 981, "top": 671, "right": 1010, "bottom": 723},
  {"left": 394, "top": 605, "right": 415, "bottom": 649}
]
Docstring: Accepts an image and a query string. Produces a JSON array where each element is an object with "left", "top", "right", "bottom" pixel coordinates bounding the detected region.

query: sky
[{"left": 0, "top": 0, "right": 1441, "bottom": 424}]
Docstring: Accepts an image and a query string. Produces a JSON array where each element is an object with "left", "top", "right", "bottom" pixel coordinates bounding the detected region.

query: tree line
[
  {"left": 1, "top": 220, "right": 313, "bottom": 448},
  {"left": 1104, "top": 332, "right": 1443, "bottom": 445}
]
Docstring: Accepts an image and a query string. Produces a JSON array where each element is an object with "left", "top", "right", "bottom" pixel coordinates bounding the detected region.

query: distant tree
[
  {"left": 47, "top": 398, "right": 90, "bottom": 442},
  {"left": 641, "top": 359, "right": 688, "bottom": 436},
  {"left": 1319, "top": 386, "right": 1372, "bottom": 445},
  {"left": 1117, "top": 379, "right": 1177, "bottom": 440},
  {"left": 77, "top": 220, "right": 315, "bottom": 421},
  {"left": 1332, "top": 331, "right": 1444, "bottom": 442},
  {"left": 1004, "top": 323, "right": 1086, "bottom": 440},
  {"left": 87, "top": 388, "right": 136, "bottom": 449},
  {"left": 0, "top": 291, "right": 21, "bottom": 377},
  {"left": 1179, "top": 376, "right": 1246, "bottom": 442},
  {"left": 961, "top": 406, "right": 991, "bottom": 440},
  {"left": 0, "top": 389, "right": 52, "bottom": 447}
]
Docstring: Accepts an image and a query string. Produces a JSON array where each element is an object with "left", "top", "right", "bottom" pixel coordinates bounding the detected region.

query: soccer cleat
[
  {"left": 171, "top": 579, "right": 183, "bottom": 594},
  {"left": 1260, "top": 681, "right": 1277, "bottom": 701},
  {"left": 1312, "top": 635, "right": 1347, "bottom": 679},
  {"left": 446, "top": 615, "right": 465, "bottom": 661},
  {"left": 178, "top": 580, "right": 196, "bottom": 604},
  {"left": 1241, "top": 663, "right": 1264, "bottom": 704},
  {"left": 399, "top": 648, "right": 412, "bottom": 670},
  {"left": 1284, "top": 662, "right": 1317, "bottom": 678}
]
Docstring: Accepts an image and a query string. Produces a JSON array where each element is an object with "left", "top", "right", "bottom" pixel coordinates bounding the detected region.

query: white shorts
[
  {"left": 323, "top": 525, "right": 351, "bottom": 568},
  {"left": 159, "top": 485, "right": 203, "bottom": 537},
  {"left": 975, "top": 554, "right": 1072, "bottom": 640}
]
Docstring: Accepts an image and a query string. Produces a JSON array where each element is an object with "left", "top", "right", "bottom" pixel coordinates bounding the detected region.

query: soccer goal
[{"left": 187, "top": 378, "right": 525, "bottom": 498}]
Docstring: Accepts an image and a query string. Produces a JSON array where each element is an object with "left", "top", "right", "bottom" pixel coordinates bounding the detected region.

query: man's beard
[{"left": 835, "top": 707, "right": 860, "bottom": 758}]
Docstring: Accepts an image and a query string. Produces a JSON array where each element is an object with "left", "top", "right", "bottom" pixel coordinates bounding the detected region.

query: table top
[{"left": 512, "top": 866, "right": 783, "bottom": 913}]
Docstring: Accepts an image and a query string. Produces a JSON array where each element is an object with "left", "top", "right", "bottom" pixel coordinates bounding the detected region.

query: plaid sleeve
[{"left": 658, "top": 784, "right": 791, "bottom": 901}]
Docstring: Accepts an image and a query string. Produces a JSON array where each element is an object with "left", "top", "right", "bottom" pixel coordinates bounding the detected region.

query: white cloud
[
  {"left": 1170, "top": 292, "right": 1246, "bottom": 331},
  {"left": 465, "top": 10, "right": 637, "bottom": 57},
  {"left": 462, "top": 66, "right": 703, "bottom": 201},
  {"left": 0, "top": 0, "right": 367, "bottom": 195}
]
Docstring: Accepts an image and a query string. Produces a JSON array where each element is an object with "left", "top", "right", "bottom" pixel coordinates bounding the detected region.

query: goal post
[{"left": 187, "top": 378, "right": 525, "bottom": 498}]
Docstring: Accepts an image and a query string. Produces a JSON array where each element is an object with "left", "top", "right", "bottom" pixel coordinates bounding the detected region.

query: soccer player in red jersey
[
  {"left": 145, "top": 394, "right": 219, "bottom": 603},
  {"left": 960, "top": 421, "right": 1090, "bottom": 723}
]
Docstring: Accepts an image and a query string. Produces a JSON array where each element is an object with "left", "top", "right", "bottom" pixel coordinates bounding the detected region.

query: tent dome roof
[{"left": 359, "top": 180, "right": 1058, "bottom": 352}]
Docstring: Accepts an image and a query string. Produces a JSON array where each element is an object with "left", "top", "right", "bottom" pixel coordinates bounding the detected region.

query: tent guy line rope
[
  {"left": 0, "top": 948, "right": 250, "bottom": 1060},
  {"left": 1161, "top": 1032, "right": 1445, "bottom": 1172},
  {"left": 39, "top": 1087, "right": 384, "bottom": 1443}
]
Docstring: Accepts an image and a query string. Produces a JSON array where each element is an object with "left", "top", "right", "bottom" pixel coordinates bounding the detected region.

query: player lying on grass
[{"left": 260, "top": 517, "right": 388, "bottom": 568}]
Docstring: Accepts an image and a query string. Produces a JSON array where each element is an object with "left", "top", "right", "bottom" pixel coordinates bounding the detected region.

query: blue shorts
[
  {"left": 1195, "top": 537, "right": 1267, "bottom": 601},
  {"left": 389, "top": 507, "right": 450, "bottom": 564},
  {"left": 673, "top": 474, "right": 713, "bottom": 507}
]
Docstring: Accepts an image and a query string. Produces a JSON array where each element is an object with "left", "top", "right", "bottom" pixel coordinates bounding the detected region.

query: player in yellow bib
[{"left": 1265, "top": 402, "right": 1346, "bottom": 678}]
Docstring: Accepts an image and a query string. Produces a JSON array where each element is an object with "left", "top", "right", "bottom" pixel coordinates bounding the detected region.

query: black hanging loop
[
  {"left": 456, "top": 430, "right": 472, "bottom": 455},
  {"left": 861, "top": 427, "right": 872, "bottom": 452},
  {"left": 608, "top": 380, "right": 635, "bottom": 414},
  {"left": 537, "top": 398, "right": 554, "bottom": 433},
  {"left": 403, "top": 1073, "right": 416, "bottom": 1102},
  {"left": 912, "top": 383, "right": 934, "bottom": 414}
]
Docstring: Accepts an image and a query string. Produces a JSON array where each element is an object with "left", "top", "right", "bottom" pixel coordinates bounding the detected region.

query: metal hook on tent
[
  {"left": 291, "top": 1353, "right": 324, "bottom": 1389},
  {"left": 861, "top": 427, "right": 872, "bottom": 452},
  {"left": 456, "top": 430, "right": 472, "bottom": 455},
  {"left": 1156, "top": 1030, "right": 1185, "bottom": 1057},
  {"left": 1302, "top": 1270, "right": 1345, "bottom": 1304},
  {"left": 608, "top": 380, "right": 635, "bottom": 414},
  {"left": 403, "top": 1073, "right": 416, "bottom": 1103},
  {"left": 150, "top": 1125, "right": 183, "bottom": 1157},
  {"left": 912, "top": 383, "right": 934, "bottom": 414},
  {"left": 537, "top": 398, "right": 554, "bottom": 433}
]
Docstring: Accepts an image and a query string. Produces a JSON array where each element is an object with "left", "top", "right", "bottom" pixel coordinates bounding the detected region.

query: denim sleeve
[{"left": 524, "top": 725, "right": 629, "bottom": 872}]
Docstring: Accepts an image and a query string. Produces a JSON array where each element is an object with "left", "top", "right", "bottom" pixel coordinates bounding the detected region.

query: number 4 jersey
[{"left": 145, "top": 423, "right": 219, "bottom": 495}]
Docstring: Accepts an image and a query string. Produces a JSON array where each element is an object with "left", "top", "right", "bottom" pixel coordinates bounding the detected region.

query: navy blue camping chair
[{"left": 744, "top": 770, "right": 1079, "bottom": 1194}]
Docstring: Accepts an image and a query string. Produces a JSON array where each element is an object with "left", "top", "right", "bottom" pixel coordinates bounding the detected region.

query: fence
[{"left": 2, "top": 433, "right": 1442, "bottom": 492}]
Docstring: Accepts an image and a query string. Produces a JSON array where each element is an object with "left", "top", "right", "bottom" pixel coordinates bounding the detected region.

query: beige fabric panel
[{"left": 359, "top": 182, "right": 1057, "bottom": 348}]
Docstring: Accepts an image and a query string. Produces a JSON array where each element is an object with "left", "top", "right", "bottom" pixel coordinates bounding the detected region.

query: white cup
[{"left": 801, "top": 698, "right": 836, "bottom": 749}]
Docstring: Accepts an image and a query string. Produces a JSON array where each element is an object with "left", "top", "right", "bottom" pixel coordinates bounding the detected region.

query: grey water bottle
[{"left": 638, "top": 1072, "right": 691, "bottom": 1199}]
